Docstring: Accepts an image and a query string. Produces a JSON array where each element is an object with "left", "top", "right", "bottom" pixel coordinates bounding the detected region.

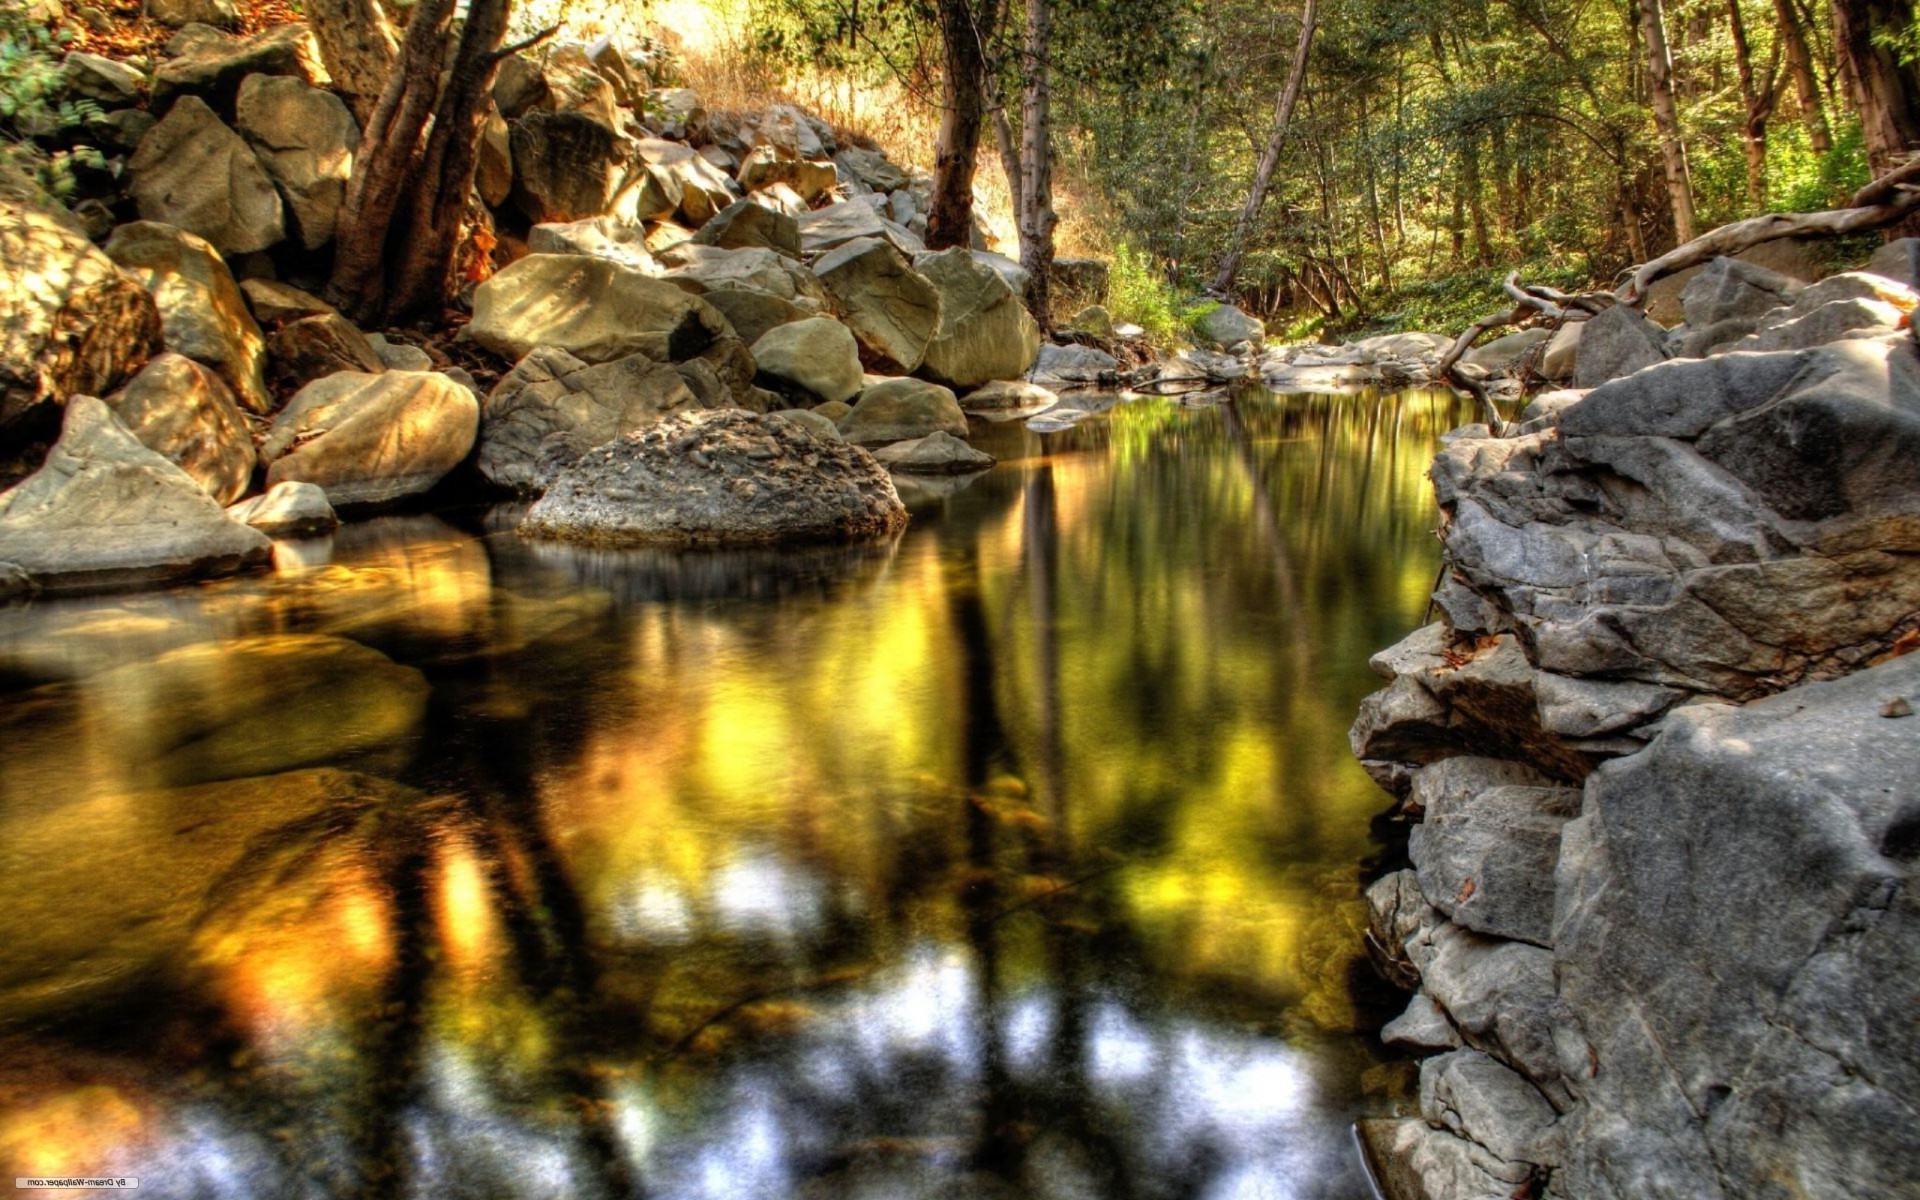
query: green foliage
[
  {"left": 0, "top": 7, "right": 105, "bottom": 199},
  {"left": 1106, "top": 242, "right": 1219, "bottom": 348},
  {"left": 1773, "top": 120, "right": 1871, "bottom": 214}
]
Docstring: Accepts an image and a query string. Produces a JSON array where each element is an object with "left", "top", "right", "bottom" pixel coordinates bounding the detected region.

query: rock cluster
[{"left": 1352, "top": 248, "right": 1920, "bottom": 1199}]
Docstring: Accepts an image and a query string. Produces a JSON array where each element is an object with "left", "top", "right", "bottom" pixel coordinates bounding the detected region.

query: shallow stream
[{"left": 0, "top": 386, "right": 1469, "bottom": 1200}]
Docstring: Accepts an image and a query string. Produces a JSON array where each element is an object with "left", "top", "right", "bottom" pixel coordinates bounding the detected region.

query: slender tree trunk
[
  {"left": 1773, "top": 0, "right": 1832, "bottom": 152},
  {"left": 927, "top": 0, "right": 1000, "bottom": 251},
  {"left": 1727, "top": 0, "right": 1775, "bottom": 210},
  {"left": 304, "top": 0, "right": 398, "bottom": 124},
  {"left": 1619, "top": 179, "right": 1650, "bottom": 263},
  {"left": 1638, "top": 0, "right": 1698, "bottom": 242},
  {"left": 1832, "top": 0, "right": 1920, "bottom": 174},
  {"left": 1464, "top": 138, "right": 1492, "bottom": 266},
  {"left": 1015, "top": 0, "right": 1056, "bottom": 330},
  {"left": 1210, "top": 0, "right": 1318, "bottom": 296}
]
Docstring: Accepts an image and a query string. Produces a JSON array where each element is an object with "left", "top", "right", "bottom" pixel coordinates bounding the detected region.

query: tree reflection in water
[{"left": 0, "top": 388, "right": 1471, "bottom": 1200}]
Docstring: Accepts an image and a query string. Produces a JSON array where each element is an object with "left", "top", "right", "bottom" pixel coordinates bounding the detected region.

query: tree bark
[
  {"left": 304, "top": 0, "right": 399, "bottom": 125},
  {"left": 1727, "top": 0, "right": 1776, "bottom": 209},
  {"left": 1209, "top": 0, "right": 1318, "bottom": 295},
  {"left": 1772, "top": 0, "right": 1832, "bottom": 153},
  {"left": 1637, "top": 0, "right": 1698, "bottom": 242},
  {"left": 1464, "top": 138, "right": 1492, "bottom": 266},
  {"left": 1016, "top": 0, "right": 1056, "bottom": 330},
  {"left": 926, "top": 0, "right": 1000, "bottom": 251},
  {"left": 1833, "top": 0, "right": 1920, "bottom": 237}
]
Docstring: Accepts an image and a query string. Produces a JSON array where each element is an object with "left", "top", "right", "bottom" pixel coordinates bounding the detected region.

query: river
[{"left": 0, "top": 385, "right": 1470, "bottom": 1200}]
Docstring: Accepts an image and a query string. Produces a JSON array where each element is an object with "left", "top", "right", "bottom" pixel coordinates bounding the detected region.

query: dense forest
[{"left": 640, "top": 0, "right": 1918, "bottom": 335}]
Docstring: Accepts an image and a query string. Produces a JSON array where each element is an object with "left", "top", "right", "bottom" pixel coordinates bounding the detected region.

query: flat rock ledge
[
  {"left": 1353, "top": 331, "right": 1920, "bottom": 1200},
  {"left": 517, "top": 408, "right": 907, "bottom": 547}
]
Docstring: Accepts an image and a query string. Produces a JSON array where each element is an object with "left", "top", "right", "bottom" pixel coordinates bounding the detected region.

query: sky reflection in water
[{"left": 0, "top": 387, "right": 1470, "bottom": 1200}]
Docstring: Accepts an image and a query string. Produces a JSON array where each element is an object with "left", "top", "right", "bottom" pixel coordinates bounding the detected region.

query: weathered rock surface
[
  {"left": 801, "top": 202, "right": 926, "bottom": 259},
  {"left": 1029, "top": 344, "right": 1118, "bottom": 388},
  {"left": 0, "top": 396, "right": 268, "bottom": 592},
  {"left": 127, "top": 96, "right": 285, "bottom": 255},
  {"left": 704, "top": 286, "right": 810, "bottom": 347},
  {"left": 527, "top": 216, "right": 658, "bottom": 274},
  {"left": 691, "top": 198, "right": 802, "bottom": 258},
  {"left": 751, "top": 317, "right": 863, "bottom": 404},
  {"left": 839, "top": 377, "right": 968, "bottom": 445},
  {"left": 816, "top": 238, "right": 942, "bottom": 373},
  {"left": 239, "top": 278, "right": 335, "bottom": 324},
  {"left": 234, "top": 74, "right": 357, "bottom": 250},
  {"left": 1570, "top": 304, "right": 1667, "bottom": 388},
  {"left": 266, "top": 311, "right": 386, "bottom": 390},
  {"left": 150, "top": 22, "right": 323, "bottom": 110},
  {"left": 103, "top": 220, "right": 272, "bottom": 414},
  {"left": 225, "top": 479, "right": 336, "bottom": 536},
  {"left": 509, "top": 110, "right": 634, "bottom": 225},
  {"left": 519, "top": 409, "right": 908, "bottom": 546},
  {"left": 102, "top": 352, "right": 253, "bottom": 505},
  {"left": 477, "top": 345, "right": 700, "bottom": 493},
  {"left": 1193, "top": 302, "right": 1263, "bottom": 350},
  {"left": 467, "top": 253, "right": 729, "bottom": 364},
  {"left": 871, "top": 430, "right": 993, "bottom": 474},
  {"left": 262, "top": 371, "right": 479, "bottom": 506},
  {"left": 61, "top": 51, "right": 145, "bottom": 105},
  {"left": 915, "top": 246, "right": 1042, "bottom": 390},
  {"left": 662, "top": 243, "right": 823, "bottom": 303},
  {"left": 961, "top": 379, "right": 1056, "bottom": 413},
  {"left": 0, "top": 186, "right": 162, "bottom": 428}
]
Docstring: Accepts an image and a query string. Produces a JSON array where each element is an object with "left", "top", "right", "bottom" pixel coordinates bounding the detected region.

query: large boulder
[
  {"left": 61, "top": 51, "right": 145, "bottom": 105},
  {"left": 661, "top": 243, "right": 823, "bottom": 303},
  {"left": 518, "top": 409, "right": 908, "bottom": 546},
  {"left": 104, "top": 221, "right": 272, "bottom": 415},
  {"left": 702, "top": 286, "right": 810, "bottom": 347},
  {"left": 914, "top": 246, "right": 1042, "bottom": 390},
  {"left": 834, "top": 146, "right": 908, "bottom": 193},
  {"left": 1193, "top": 302, "right": 1264, "bottom": 350},
  {"left": 736, "top": 146, "right": 837, "bottom": 204},
  {"left": 871, "top": 430, "right": 993, "bottom": 474},
  {"left": 1553, "top": 652, "right": 1920, "bottom": 1200},
  {"left": 150, "top": 22, "right": 324, "bottom": 110},
  {"left": 1864, "top": 237, "right": 1920, "bottom": 290},
  {"left": 265, "top": 311, "right": 386, "bottom": 390},
  {"left": 1463, "top": 326, "right": 1550, "bottom": 373},
  {"left": 0, "top": 396, "right": 268, "bottom": 592},
  {"left": 509, "top": 110, "right": 637, "bottom": 225},
  {"left": 1028, "top": 343, "right": 1117, "bottom": 387},
  {"left": 226, "top": 479, "right": 336, "bottom": 536},
  {"left": 102, "top": 352, "right": 253, "bottom": 504},
  {"left": 814, "top": 237, "right": 942, "bottom": 373},
  {"left": 1571, "top": 303, "right": 1670, "bottom": 388},
  {"left": 467, "top": 253, "right": 730, "bottom": 364},
  {"left": 233, "top": 74, "right": 358, "bottom": 250},
  {"left": 637, "top": 138, "right": 737, "bottom": 225},
  {"left": 691, "top": 198, "right": 803, "bottom": 259},
  {"left": 261, "top": 371, "right": 480, "bottom": 506},
  {"left": 960, "top": 379, "right": 1056, "bottom": 413},
  {"left": 0, "top": 182, "right": 162, "bottom": 429},
  {"left": 839, "top": 377, "right": 967, "bottom": 445},
  {"left": 477, "top": 345, "right": 702, "bottom": 493},
  {"left": 527, "top": 216, "right": 658, "bottom": 274},
  {"left": 800, "top": 202, "right": 926, "bottom": 259},
  {"left": 751, "top": 317, "right": 863, "bottom": 404},
  {"left": 126, "top": 96, "right": 285, "bottom": 256}
]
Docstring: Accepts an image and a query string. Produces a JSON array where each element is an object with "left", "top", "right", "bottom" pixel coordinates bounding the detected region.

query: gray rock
[
  {"left": 802, "top": 202, "right": 926, "bottom": 259},
  {"left": 1366, "top": 869, "right": 1442, "bottom": 989},
  {"left": 234, "top": 74, "right": 357, "bottom": 250},
  {"left": 751, "top": 317, "right": 863, "bottom": 404},
  {"left": 365, "top": 333, "right": 431, "bottom": 371},
  {"left": 1463, "top": 326, "right": 1550, "bottom": 372},
  {"left": 150, "top": 23, "right": 324, "bottom": 115},
  {"left": 266, "top": 312, "right": 386, "bottom": 390},
  {"left": 1864, "top": 237, "right": 1920, "bottom": 290},
  {"left": 1533, "top": 673, "right": 1683, "bottom": 739},
  {"left": 225, "top": 479, "right": 336, "bottom": 536},
  {"left": 769, "top": 408, "right": 841, "bottom": 441},
  {"left": 815, "top": 238, "right": 942, "bottom": 374},
  {"left": 104, "top": 220, "right": 272, "bottom": 414},
  {"left": 1382, "top": 992, "right": 1462, "bottom": 1051},
  {"left": 262, "top": 371, "right": 479, "bottom": 506},
  {"left": 1412, "top": 779, "right": 1581, "bottom": 946},
  {"left": 238, "top": 278, "right": 334, "bottom": 324},
  {"left": 527, "top": 216, "right": 658, "bottom": 274},
  {"left": 1571, "top": 304, "right": 1668, "bottom": 388},
  {"left": 127, "top": 96, "right": 285, "bottom": 256},
  {"left": 1420, "top": 1048, "right": 1561, "bottom": 1166},
  {"left": 637, "top": 137, "right": 737, "bottom": 225},
  {"left": 0, "top": 397, "right": 268, "bottom": 592},
  {"left": 839, "top": 377, "right": 967, "bottom": 445},
  {"left": 736, "top": 146, "right": 837, "bottom": 203},
  {"left": 1357, "top": 1118, "right": 1533, "bottom": 1200},
  {"left": 645, "top": 86, "right": 707, "bottom": 142},
  {"left": 915, "top": 247, "right": 1042, "bottom": 390},
  {"left": 1028, "top": 343, "right": 1117, "bottom": 387},
  {"left": 477, "top": 345, "right": 700, "bottom": 493},
  {"left": 871, "top": 430, "right": 994, "bottom": 474},
  {"left": 148, "top": 0, "right": 237, "bottom": 28},
  {"left": 518, "top": 409, "right": 908, "bottom": 546},
  {"left": 691, "top": 198, "right": 802, "bottom": 259},
  {"left": 1679, "top": 255, "right": 1803, "bottom": 330},
  {"left": 102, "top": 352, "right": 253, "bottom": 504},
  {"left": 61, "top": 51, "right": 144, "bottom": 105},
  {"left": 1553, "top": 652, "right": 1920, "bottom": 1200},
  {"left": 0, "top": 179, "right": 162, "bottom": 428},
  {"left": 662, "top": 243, "right": 823, "bottom": 303},
  {"left": 1192, "top": 302, "right": 1263, "bottom": 350},
  {"left": 1730, "top": 296, "right": 1904, "bottom": 353},
  {"left": 705, "top": 286, "right": 810, "bottom": 348},
  {"left": 467, "top": 253, "right": 730, "bottom": 365},
  {"left": 961, "top": 379, "right": 1056, "bottom": 413},
  {"left": 509, "top": 110, "right": 635, "bottom": 225},
  {"left": 834, "top": 146, "right": 907, "bottom": 193}
]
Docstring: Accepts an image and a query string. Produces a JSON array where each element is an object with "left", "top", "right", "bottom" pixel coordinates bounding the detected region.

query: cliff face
[{"left": 1352, "top": 328, "right": 1920, "bottom": 1199}]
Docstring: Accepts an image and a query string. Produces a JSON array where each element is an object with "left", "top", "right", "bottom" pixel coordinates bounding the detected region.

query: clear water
[{"left": 0, "top": 386, "right": 1469, "bottom": 1200}]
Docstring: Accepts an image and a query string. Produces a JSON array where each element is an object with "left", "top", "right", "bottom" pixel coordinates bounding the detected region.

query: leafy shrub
[{"left": 0, "top": 8, "right": 105, "bottom": 199}]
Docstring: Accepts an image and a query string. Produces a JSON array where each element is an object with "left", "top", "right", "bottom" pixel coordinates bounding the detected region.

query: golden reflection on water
[{"left": 0, "top": 388, "right": 1468, "bottom": 1200}]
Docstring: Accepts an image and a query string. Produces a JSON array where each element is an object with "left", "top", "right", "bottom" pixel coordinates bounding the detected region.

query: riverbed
[{"left": 0, "top": 386, "right": 1469, "bottom": 1200}]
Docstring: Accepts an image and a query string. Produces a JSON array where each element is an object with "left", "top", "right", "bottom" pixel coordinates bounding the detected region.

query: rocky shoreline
[{"left": 1351, "top": 248, "right": 1920, "bottom": 1198}]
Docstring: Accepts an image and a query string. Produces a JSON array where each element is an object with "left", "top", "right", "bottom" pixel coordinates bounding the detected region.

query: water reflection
[{"left": 0, "top": 388, "right": 1467, "bottom": 1199}]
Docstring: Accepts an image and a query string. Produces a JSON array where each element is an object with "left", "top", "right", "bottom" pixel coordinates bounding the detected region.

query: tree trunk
[
  {"left": 1464, "top": 138, "right": 1492, "bottom": 266},
  {"left": 1210, "top": 0, "right": 1318, "bottom": 295},
  {"left": 1773, "top": 0, "right": 1832, "bottom": 153},
  {"left": 327, "top": 0, "right": 518, "bottom": 324},
  {"left": 926, "top": 0, "right": 999, "bottom": 251},
  {"left": 1016, "top": 0, "right": 1056, "bottom": 330},
  {"left": 1727, "top": 0, "right": 1775, "bottom": 209},
  {"left": 304, "top": 0, "right": 399, "bottom": 124},
  {"left": 1638, "top": 0, "right": 1698, "bottom": 242},
  {"left": 1832, "top": 0, "right": 1920, "bottom": 176}
]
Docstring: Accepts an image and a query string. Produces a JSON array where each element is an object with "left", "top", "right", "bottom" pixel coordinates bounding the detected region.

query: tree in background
[
  {"left": 1210, "top": 0, "right": 1317, "bottom": 295},
  {"left": 925, "top": 0, "right": 1004, "bottom": 249}
]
